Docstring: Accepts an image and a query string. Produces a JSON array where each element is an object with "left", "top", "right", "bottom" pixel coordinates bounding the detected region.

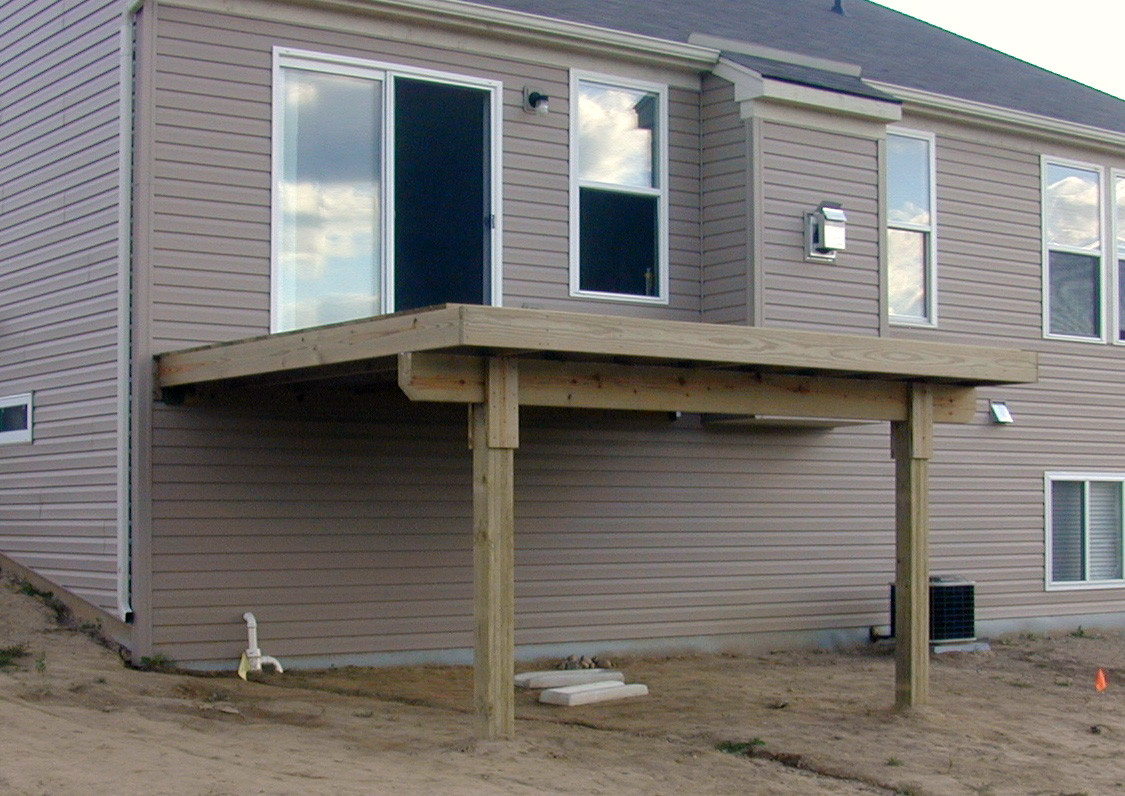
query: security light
[
  {"left": 988, "top": 401, "right": 1014, "bottom": 424},
  {"left": 523, "top": 87, "right": 550, "bottom": 115},
  {"left": 805, "top": 202, "right": 847, "bottom": 262}
]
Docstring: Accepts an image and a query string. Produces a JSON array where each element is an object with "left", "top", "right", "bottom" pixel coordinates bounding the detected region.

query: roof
[
  {"left": 468, "top": 0, "right": 1125, "bottom": 134},
  {"left": 719, "top": 51, "right": 899, "bottom": 103}
]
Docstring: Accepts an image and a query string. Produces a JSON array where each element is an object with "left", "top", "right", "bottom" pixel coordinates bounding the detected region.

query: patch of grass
[
  {"left": 717, "top": 738, "right": 766, "bottom": 756},
  {"left": 1070, "top": 626, "right": 1089, "bottom": 639},
  {"left": 16, "top": 579, "right": 68, "bottom": 624},
  {"left": 34, "top": 653, "right": 46, "bottom": 674},
  {"left": 137, "top": 653, "right": 175, "bottom": 672},
  {"left": 886, "top": 757, "right": 904, "bottom": 767},
  {"left": 1007, "top": 680, "right": 1032, "bottom": 689},
  {"left": 1056, "top": 679, "right": 1072, "bottom": 687},
  {"left": 0, "top": 643, "right": 28, "bottom": 668}
]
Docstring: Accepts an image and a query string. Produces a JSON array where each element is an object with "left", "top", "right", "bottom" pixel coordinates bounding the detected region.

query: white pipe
[
  {"left": 242, "top": 612, "right": 284, "bottom": 673},
  {"left": 115, "top": 0, "right": 147, "bottom": 623}
]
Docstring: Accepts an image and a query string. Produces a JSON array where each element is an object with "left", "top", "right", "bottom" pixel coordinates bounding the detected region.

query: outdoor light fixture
[
  {"left": 989, "top": 400, "right": 1014, "bottom": 424},
  {"left": 523, "top": 87, "right": 550, "bottom": 115},
  {"left": 805, "top": 201, "right": 847, "bottom": 262}
]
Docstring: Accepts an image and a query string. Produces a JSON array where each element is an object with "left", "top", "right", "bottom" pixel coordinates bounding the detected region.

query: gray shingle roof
[
  {"left": 472, "top": 0, "right": 1125, "bottom": 134},
  {"left": 719, "top": 52, "right": 899, "bottom": 103}
]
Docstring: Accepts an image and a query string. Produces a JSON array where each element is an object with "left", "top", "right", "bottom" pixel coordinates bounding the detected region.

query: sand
[{"left": 1, "top": 576, "right": 1119, "bottom": 795}]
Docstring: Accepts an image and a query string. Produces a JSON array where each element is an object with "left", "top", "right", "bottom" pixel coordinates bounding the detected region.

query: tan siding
[
  {"left": 147, "top": 388, "right": 901, "bottom": 665},
  {"left": 760, "top": 122, "right": 880, "bottom": 334},
  {"left": 145, "top": 7, "right": 703, "bottom": 356},
  {"left": 0, "top": 0, "right": 122, "bottom": 611},
  {"left": 700, "top": 75, "right": 748, "bottom": 324},
  {"left": 888, "top": 111, "right": 1125, "bottom": 626}
]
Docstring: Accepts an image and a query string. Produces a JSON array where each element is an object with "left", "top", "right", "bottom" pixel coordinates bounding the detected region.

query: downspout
[{"left": 116, "top": 0, "right": 146, "bottom": 622}]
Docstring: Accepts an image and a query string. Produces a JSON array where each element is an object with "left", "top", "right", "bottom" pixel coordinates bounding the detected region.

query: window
[
  {"left": 0, "top": 393, "right": 32, "bottom": 445},
  {"left": 271, "top": 49, "right": 500, "bottom": 333},
  {"left": 1047, "top": 474, "right": 1125, "bottom": 587},
  {"left": 1115, "top": 171, "right": 1125, "bottom": 342},
  {"left": 570, "top": 73, "right": 668, "bottom": 303},
  {"left": 1042, "top": 158, "right": 1104, "bottom": 341},
  {"left": 887, "top": 130, "right": 936, "bottom": 325}
]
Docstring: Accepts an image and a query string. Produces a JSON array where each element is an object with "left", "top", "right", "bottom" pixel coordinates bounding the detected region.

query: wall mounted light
[
  {"left": 988, "top": 400, "right": 1014, "bottom": 424},
  {"left": 804, "top": 201, "right": 847, "bottom": 262},
  {"left": 523, "top": 87, "right": 550, "bottom": 115}
]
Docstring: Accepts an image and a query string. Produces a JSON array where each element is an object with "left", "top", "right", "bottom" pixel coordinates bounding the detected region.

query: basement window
[
  {"left": 0, "top": 393, "right": 32, "bottom": 445},
  {"left": 1046, "top": 474, "right": 1125, "bottom": 588},
  {"left": 570, "top": 73, "right": 668, "bottom": 303}
]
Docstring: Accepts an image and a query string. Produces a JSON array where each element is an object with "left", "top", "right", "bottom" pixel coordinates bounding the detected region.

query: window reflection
[
  {"left": 887, "top": 135, "right": 930, "bottom": 226},
  {"left": 277, "top": 69, "right": 382, "bottom": 331},
  {"left": 1045, "top": 163, "right": 1100, "bottom": 251},
  {"left": 577, "top": 82, "right": 657, "bottom": 189},
  {"left": 888, "top": 229, "right": 926, "bottom": 319}
]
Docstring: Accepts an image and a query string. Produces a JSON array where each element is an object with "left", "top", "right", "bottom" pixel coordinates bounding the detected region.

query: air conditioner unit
[{"left": 889, "top": 575, "right": 975, "bottom": 644}]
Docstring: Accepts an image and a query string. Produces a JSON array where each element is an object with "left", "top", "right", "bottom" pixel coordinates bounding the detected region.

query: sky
[{"left": 872, "top": 1, "right": 1125, "bottom": 101}]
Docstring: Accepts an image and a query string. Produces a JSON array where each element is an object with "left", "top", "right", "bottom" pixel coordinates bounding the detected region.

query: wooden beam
[
  {"left": 156, "top": 306, "right": 462, "bottom": 387},
  {"left": 471, "top": 357, "right": 518, "bottom": 740},
  {"left": 399, "top": 352, "right": 978, "bottom": 423},
  {"left": 892, "top": 382, "right": 933, "bottom": 711},
  {"left": 457, "top": 305, "right": 1038, "bottom": 385},
  {"left": 157, "top": 304, "right": 1037, "bottom": 390}
]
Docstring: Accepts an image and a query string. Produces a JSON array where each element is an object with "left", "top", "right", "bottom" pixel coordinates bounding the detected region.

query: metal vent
[{"left": 890, "top": 575, "right": 976, "bottom": 643}]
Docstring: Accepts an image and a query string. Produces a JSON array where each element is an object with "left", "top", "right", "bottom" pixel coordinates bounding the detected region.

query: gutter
[{"left": 115, "top": 0, "right": 146, "bottom": 623}]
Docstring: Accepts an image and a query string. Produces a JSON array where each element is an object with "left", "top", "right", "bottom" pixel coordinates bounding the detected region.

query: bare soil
[{"left": 0, "top": 576, "right": 1119, "bottom": 795}]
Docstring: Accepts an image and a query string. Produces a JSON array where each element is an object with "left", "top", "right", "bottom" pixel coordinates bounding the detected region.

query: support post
[
  {"left": 892, "top": 382, "right": 933, "bottom": 711},
  {"left": 471, "top": 357, "right": 518, "bottom": 739}
]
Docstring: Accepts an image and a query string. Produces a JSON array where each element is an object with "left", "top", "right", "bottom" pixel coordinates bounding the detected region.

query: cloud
[
  {"left": 1046, "top": 171, "right": 1100, "bottom": 251},
  {"left": 577, "top": 84, "right": 655, "bottom": 188}
]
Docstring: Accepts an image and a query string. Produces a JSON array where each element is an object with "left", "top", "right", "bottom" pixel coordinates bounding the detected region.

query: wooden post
[
  {"left": 892, "top": 382, "right": 933, "bottom": 711},
  {"left": 471, "top": 357, "right": 518, "bottom": 739}
]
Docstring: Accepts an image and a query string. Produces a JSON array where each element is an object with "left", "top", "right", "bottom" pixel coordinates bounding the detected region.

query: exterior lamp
[
  {"left": 523, "top": 87, "right": 550, "bottom": 115},
  {"left": 805, "top": 201, "right": 847, "bottom": 262},
  {"left": 988, "top": 401, "right": 1014, "bottom": 424}
]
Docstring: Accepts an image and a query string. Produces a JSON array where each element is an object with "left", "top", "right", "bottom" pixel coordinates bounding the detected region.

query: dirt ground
[{"left": 1, "top": 578, "right": 1121, "bottom": 795}]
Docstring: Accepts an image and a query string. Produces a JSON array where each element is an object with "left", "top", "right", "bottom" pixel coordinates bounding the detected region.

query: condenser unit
[{"left": 890, "top": 575, "right": 976, "bottom": 644}]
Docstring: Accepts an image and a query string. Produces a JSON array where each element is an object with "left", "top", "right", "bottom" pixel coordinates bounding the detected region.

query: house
[{"left": 2, "top": 0, "right": 1122, "bottom": 738}]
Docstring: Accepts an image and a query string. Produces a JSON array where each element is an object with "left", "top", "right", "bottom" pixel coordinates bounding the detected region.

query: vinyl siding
[
  {"left": 148, "top": 389, "right": 897, "bottom": 665},
  {"left": 700, "top": 75, "right": 748, "bottom": 324},
  {"left": 760, "top": 121, "right": 880, "bottom": 334},
  {"left": 891, "top": 112, "right": 1125, "bottom": 624},
  {"left": 0, "top": 0, "right": 122, "bottom": 611},
  {"left": 144, "top": 5, "right": 702, "bottom": 357}
]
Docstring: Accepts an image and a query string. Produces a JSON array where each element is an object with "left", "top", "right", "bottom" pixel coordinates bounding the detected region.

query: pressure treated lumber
[
  {"left": 157, "top": 304, "right": 1038, "bottom": 389},
  {"left": 399, "top": 352, "right": 978, "bottom": 423},
  {"left": 471, "top": 357, "right": 518, "bottom": 740},
  {"left": 892, "top": 382, "right": 933, "bottom": 711}
]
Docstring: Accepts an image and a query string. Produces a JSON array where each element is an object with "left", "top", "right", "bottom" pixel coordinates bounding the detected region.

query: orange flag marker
[{"left": 1096, "top": 668, "right": 1108, "bottom": 692}]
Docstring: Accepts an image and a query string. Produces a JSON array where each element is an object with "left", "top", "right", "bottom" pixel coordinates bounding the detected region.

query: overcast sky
[{"left": 872, "top": 0, "right": 1125, "bottom": 101}]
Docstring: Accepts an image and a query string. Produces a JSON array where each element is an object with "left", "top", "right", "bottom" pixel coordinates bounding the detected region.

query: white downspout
[{"left": 115, "top": 0, "right": 146, "bottom": 622}]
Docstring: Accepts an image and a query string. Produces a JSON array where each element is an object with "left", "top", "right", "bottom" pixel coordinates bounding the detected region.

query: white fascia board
[
  {"left": 166, "top": 0, "right": 721, "bottom": 68},
  {"left": 714, "top": 58, "right": 901, "bottom": 123},
  {"left": 870, "top": 80, "right": 1125, "bottom": 151}
]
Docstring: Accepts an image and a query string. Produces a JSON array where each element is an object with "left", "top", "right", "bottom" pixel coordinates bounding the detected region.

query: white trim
[
  {"left": 569, "top": 70, "right": 670, "bottom": 305},
  {"left": 1112, "top": 169, "right": 1125, "bottom": 346},
  {"left": 0, "top": 393, "right": 33, "bottom": 446},
  {"left": 886, "top": 128, "right": 937, "bottom": 328},
  {"left": 270, "top": 47, "right": 503, "bottom": 332},
  {"left": 163, "top": 0, "right": 719, "bottom": 68},
  {"left": 870, "top": 80, "right": 1125, "bottom": 152},
  {"left": 687, "top": 33, "right": 861, "bottom": 76},
  {"left": 1045, "top": 472, "right": 1125, "bottom": 590},
  {"left": 1041, "top": 155, "right": 1108, "bottom": 344}
]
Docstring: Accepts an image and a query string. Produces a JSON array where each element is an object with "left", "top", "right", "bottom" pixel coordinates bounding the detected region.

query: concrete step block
[
  {"left": 515, "top": 669, "right": 624, "bottom": 689},
  {"left": 539, "top": 681, "right": 649, "bottom": 706}
]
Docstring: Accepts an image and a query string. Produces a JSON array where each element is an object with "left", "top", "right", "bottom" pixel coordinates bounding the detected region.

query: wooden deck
[{"left": 153, "top": 304, "right": 1039, "bottom": 738}]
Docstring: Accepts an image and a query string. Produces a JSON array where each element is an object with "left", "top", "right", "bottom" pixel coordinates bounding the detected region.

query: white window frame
[
  {"left": 1112, "top": 168, "right": 1125, "bottom": 347},
  {"left": 270, "top": 47, "right": 504, "bottom": 333},
  {"left": 1041, "top": 155, "right": 1108, "bottom": 344},
  {"left": 568, "top": 70, "right": 669, "bottom": 305},
  {"left": 886, "top": 127, "right": 938, "bottom": 327},
  {"left": 0, "top": 392, "right": 33, "bottom": 445},
  {"left": 1044, "top": 471, "right": 1125, "bottom": 590}
]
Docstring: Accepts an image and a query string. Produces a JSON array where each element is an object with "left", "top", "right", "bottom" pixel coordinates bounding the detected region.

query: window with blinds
[{"left": 1048, "top": 476, "right": 1124, "bottom": 586}]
